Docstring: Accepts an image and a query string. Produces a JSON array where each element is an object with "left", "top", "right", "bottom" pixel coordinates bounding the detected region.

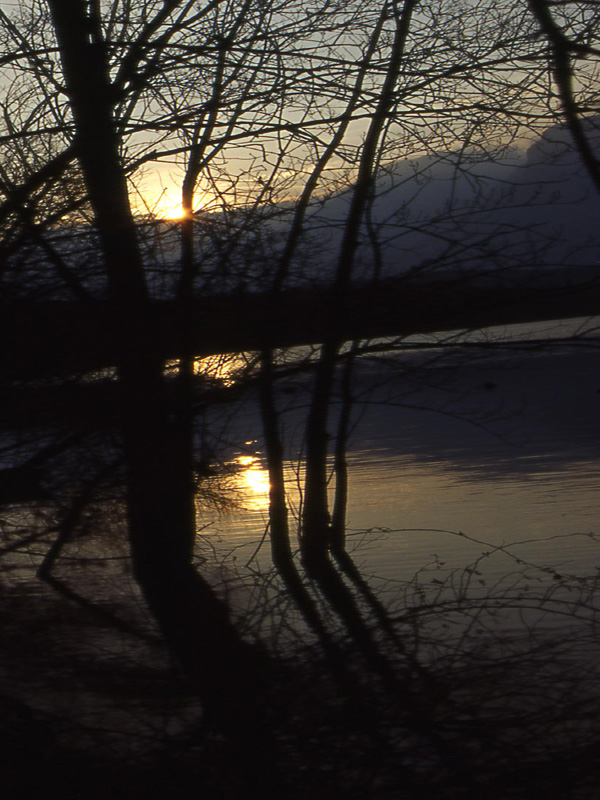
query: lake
[
  {"left": 200, "top": 318, "right": 600, "bottom": 594},
  {"left": 2, "top": 316, "right": 598, "bottom": 768},
  {"left": 2, "top": 317, "right": 598, "bottom": 622}
]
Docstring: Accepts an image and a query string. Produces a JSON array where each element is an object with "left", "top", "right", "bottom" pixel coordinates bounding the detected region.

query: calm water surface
[{"left": 202, "top": 324, "right": 600, "bottom": 585}]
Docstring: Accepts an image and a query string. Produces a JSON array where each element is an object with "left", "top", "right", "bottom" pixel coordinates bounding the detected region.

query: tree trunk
[{"left": 47, "top": 0, "right": 265, "bottom": 717}]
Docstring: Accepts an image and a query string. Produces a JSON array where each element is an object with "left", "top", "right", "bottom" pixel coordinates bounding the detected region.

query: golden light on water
[
  {"left": 244, "top": 465, "right": 270, "bottom": 495},
  {"left": 235, "top": 455, "right": 270, "bottom": 510},
  {"left": 163, "top": 354, "right": 249, "bottom": 386},
  {"left": 193, "top": 354, "right": 250, "bottom": 386}
]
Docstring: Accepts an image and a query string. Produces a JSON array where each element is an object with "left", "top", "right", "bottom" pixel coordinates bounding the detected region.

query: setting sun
[
  {"left": 144, "top": 183, "right": 216, "bottom": 221},
  {"left": 152, "top": 186, "right": 186, "bottom": 220}
]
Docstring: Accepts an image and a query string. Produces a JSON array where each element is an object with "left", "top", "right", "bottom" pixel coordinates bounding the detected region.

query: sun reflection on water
[{"left": 233, "top": 455, "right": 270, "bottom": 511}]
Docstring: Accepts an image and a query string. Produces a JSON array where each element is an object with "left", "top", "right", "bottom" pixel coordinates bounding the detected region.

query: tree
[
  {"left": 526, "top": 0, "right": 600, "bottom": 191},
  {"left": 1, "top": 0, "right": 599, "bottom": 755}
]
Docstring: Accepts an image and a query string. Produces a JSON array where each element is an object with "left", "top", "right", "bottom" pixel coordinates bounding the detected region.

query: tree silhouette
[{"left": 0, "top": 3, "right": 599, "bottom": 772}]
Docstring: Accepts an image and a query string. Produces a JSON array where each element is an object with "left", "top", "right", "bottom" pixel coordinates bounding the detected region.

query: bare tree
[
  {"left": 0, "top": 0, "right": 599, "bottom": 725},
  {"left": 526, "top": 0, "right": 600, "bottom": 191}
]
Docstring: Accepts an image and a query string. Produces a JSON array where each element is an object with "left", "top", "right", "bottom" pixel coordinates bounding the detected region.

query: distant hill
[
  {"left": 301, "top": 116, "right": 600, "bottom": 283},
  {"left": 1, "top": 118, "right": 598, "bottom": 303}
]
